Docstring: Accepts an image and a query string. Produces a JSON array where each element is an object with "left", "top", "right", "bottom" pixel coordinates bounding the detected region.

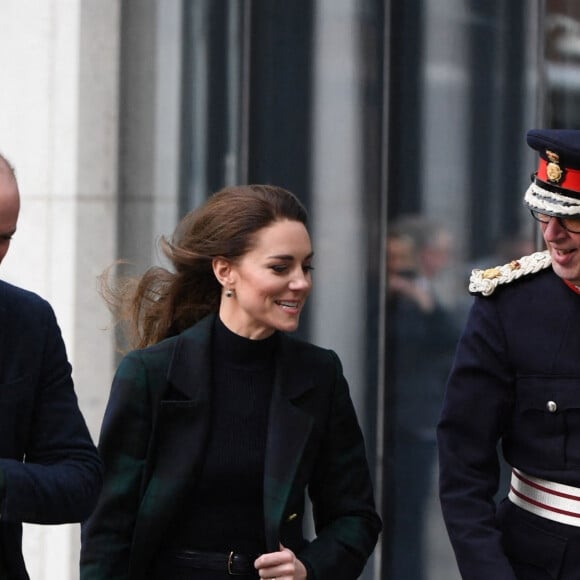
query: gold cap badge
[{"left": 546, "top": 149, "right": 564, "bottom": 184}]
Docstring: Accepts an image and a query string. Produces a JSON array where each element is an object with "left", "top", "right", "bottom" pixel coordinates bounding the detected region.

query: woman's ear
[{"left": 212, "top": 257, "right": 233, "bottom": 287}]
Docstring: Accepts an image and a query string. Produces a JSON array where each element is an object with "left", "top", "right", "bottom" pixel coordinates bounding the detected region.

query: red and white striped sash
[{"left": 509, "top": 468, "right": 580, "bottom": 527}]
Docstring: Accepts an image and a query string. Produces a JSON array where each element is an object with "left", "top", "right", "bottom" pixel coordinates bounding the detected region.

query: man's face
[
  {"left": 541, "top": 216, "right": 580, "bottom": 285},
  {"left": 0, "top": 170, "right": 20, "bottom": 265}
]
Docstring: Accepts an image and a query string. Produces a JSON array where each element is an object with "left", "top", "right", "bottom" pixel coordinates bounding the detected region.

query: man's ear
[{"left": 212, "top": 257, "right": 234, "bottom": 287}]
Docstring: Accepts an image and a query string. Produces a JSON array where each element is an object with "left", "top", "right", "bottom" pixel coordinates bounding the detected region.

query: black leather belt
[{"left": 159, "top": 549, "right": 260, "bottom": 576}]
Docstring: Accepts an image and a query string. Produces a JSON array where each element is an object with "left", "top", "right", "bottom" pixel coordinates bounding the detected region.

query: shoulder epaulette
[{"left": 469, "top": 250, "right": 552, "bottom": 296}]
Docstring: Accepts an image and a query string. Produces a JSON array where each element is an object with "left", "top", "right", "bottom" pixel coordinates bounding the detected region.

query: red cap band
[{"left": 537, "top": 157, "right": 580, "bottom": 192}]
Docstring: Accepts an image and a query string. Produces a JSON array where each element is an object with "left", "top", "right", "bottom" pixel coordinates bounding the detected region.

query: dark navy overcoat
[
  {"left": 0, "top": 280, "right": 102, "bottom": 579},
  {"left": 438, "top": 266, "right": 580, "bottom": 579}
]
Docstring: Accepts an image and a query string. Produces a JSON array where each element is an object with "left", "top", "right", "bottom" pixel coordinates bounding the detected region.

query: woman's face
[{"left": 219, "top": 219, "right": 313, "bottom": 339}]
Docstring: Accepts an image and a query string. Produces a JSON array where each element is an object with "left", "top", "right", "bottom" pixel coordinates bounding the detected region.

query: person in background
[
  {"left": 386, "top": 217, "right": 460, "bottom": 580},
  {"left": 438, "top": 128, "right": 580, "bottom": 579},
  {"left": 0, "top": 153, "right": 102, "bottom": 579},
  {"left": 80, "top": 184, "right": 382, "bottom": 580}
]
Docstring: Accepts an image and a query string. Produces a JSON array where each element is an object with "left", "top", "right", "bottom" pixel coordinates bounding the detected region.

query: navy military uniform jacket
[
  {"left": 438, "top": 264, "right": 580, "bottom": 579},
  {"left": 80, "top": 313, "right": 381, "bottom": 580},
  {"left": 0, "top": 280, "right": 102, "bottom": 579}
]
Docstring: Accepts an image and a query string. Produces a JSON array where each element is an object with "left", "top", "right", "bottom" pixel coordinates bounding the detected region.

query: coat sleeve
[
  {"left": 298, "top": 351, "right": 382, "bottom": 579},
  {"left": 80, "top": 351, "right": 153, "bottom": 580},
  {"left": 437, "top": 297, "right": 517, "bottom": 580},
  {"left": 0, "top": 299, "right": 102, "bottom": 525}
]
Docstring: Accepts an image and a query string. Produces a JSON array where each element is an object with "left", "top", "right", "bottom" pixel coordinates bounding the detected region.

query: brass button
[{"left": 546, "top": 400, "right": 558, "bottom": 413}]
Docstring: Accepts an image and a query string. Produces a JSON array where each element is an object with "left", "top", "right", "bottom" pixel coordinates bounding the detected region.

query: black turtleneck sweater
[{"left": 165, "top": 316, "right": 278, "bottom": 554}]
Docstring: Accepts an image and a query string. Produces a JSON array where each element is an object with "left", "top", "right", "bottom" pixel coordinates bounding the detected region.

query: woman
[{"left": 80, "top": 184, "right": 381, "bottom": 580}]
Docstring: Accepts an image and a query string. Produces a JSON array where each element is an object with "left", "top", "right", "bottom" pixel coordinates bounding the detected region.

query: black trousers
[{"left": 497, "top": 498, "right": 580, "bottom": 579}]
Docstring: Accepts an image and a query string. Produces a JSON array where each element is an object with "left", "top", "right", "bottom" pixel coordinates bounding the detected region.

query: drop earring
[{"left": 225, "top": 289, "right": 233, "bottom": 298}]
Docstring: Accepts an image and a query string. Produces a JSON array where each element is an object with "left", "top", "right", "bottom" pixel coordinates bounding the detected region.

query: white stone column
[
  {"left": 311, "top": 0, "right": 366, "bottom": 424},
  {"left": 0, "top": 1, "right": 121, "bottom": 578}
]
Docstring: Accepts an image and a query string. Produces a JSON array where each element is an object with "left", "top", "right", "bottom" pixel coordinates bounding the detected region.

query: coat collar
[
  {"left": 166, "top": 313, "right": 214, "bottom": 402},
  {"left": 167, "top": 313, "right": 316, "bottom": 402}
]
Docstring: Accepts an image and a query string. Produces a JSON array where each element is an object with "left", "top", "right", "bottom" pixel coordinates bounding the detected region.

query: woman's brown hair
[{"left": 101, "top": 184, "right": 308, "bottom": 350}]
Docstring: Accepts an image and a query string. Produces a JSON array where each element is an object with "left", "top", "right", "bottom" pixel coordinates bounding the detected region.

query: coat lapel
[
  {"left": 130, "top": 316, "right": 214, "bottom": 576},
  {"left": 263, "top": 335, "right": 316, "bottom": 552}
]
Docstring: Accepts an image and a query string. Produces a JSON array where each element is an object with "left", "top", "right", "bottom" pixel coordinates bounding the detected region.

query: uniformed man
[{"left": 438, "top": 128, "right": 580, "bottom": 579}]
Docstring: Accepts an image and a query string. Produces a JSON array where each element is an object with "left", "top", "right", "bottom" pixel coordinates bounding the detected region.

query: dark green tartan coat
[{"left": 80, "top": 314, "right": 381, "bottom": 580}]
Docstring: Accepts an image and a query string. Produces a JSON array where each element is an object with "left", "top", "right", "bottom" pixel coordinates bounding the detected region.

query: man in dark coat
[
  {"left": 438, "top": 129, "right": 580, "bottom": 579},
  {"left": 0, "top": 154, "right": 102, "bottom": 579}
]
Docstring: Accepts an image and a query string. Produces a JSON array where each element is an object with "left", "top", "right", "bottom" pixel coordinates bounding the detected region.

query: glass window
[
  {"left": 383, "top": 1, "right": 542, "bottom": 579},
  {"left": 545, "top": 0, "right": 580, "bottom": 128}
]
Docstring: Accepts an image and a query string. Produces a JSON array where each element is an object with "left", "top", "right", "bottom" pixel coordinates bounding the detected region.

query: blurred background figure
[{"left": 385, "top": 215, "right": 461, "bottom": 580}]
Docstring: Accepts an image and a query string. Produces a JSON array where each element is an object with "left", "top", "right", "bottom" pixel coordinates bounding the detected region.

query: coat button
[{"left": 546, "top": 400, "right": 558, "bottom": 413}]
